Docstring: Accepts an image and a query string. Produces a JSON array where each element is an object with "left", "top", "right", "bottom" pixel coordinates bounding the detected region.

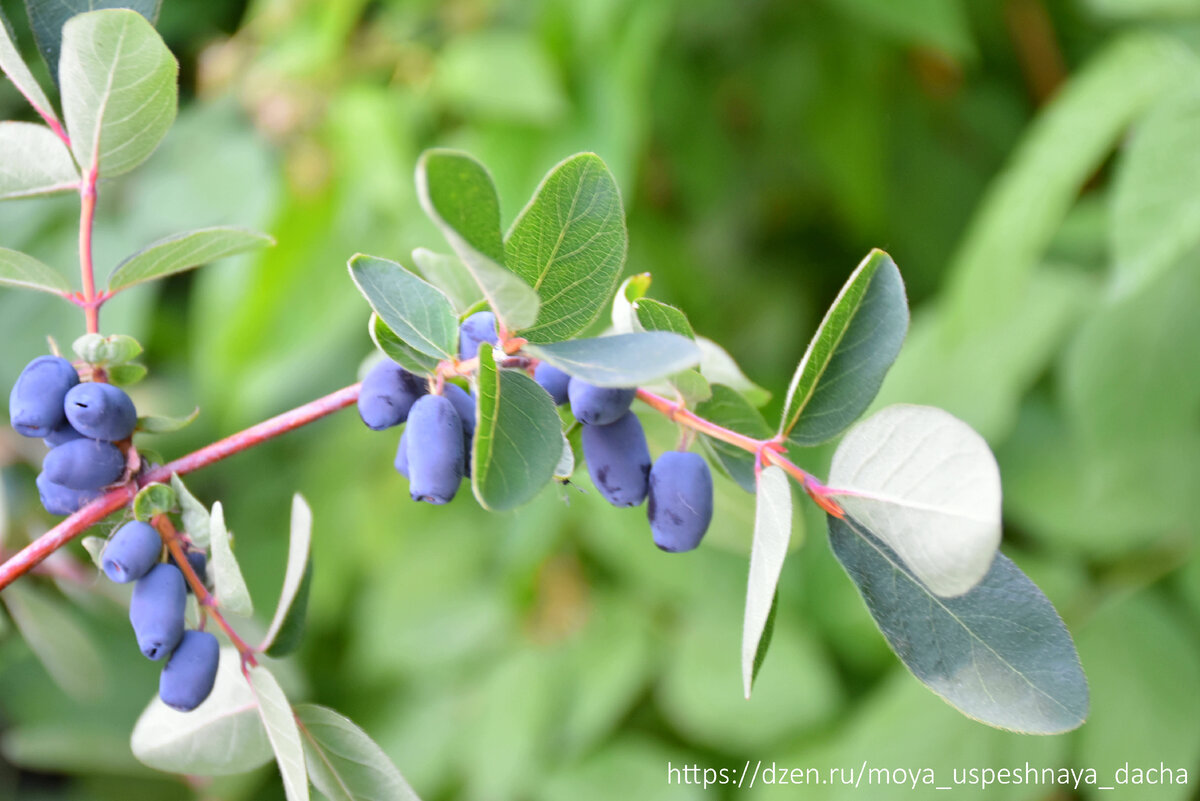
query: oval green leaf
[
  {"left": 131, "top": 646, "right": 273, "bottom": 775},
  {"left": 59, "top": 9, "right": 177, "bottom": 177},
  {"left": 504, "top": 152, "right": 627, "bottom": 343},
  {"left": 741, "top": 465, "right": 792, "bottom": 699},
  {"left": 131, "top": 482, "right": 174, "bottom": 521},
  {"left": 108, "top": 226, "right": 273, "bottom": 292},
  {"left": 248, "top": 666, "right": 309, "bottom": 801},
  {"left": 693, "top": 384, "right": 772, "bottom": 493},
  {"left": 0, "top": 122, "right": 78, "bottom": 199},
  {"left": 524, "top": 332, "right": 701, "bottom": 388},
  {"left": 25, "top": 0, "right": 160, "bottom": 84},
  {"left": 0, "top": 247, "right": 70, "bottom": 295},
  {"left": 136, "top": 407, "right": 199, "bottom": 435},
  {"left": 412, "top": 246, "right": 484, "bottom": 314},
  {"left": 473, "top": 343, "right": 562, "bottom": 511},
  {"left": 295, "top": 704, "right": 421, "bottom": 801},
  {"left": 349, "top": 253, "right": 458, "bottom": 360},
  {"left": 829, "top": 514, "right": 1088, "bottom": 734},
  {"left": 779, "top": 249, "right": 908, "bottom": 445},
  {"left": 262, "top": 494, "right": 313, "bottom": 658},
  {"left": 827, "top": 404, "right": 1001, "bottom": 597},
  {"left": 368, "top": 313, "right": 441, "bottom": 375},
  {"left": 415, "top": 149, "right": 540, "bottom": 330}
]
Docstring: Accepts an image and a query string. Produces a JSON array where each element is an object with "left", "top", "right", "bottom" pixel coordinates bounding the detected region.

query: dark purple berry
[
  {"left": 357, "top": 360, "right": 428, "bottom": 430},
  {"left": 42, "top": 438, "right": 125, "bottom": 490},
  {"left": 406, "top": 394, "right": 465, "bottom": 504},
  {"left": 647, "top": 451, "right": 714, "bottom": 553},
  {"left": 9, "top": 356, "right": 79, "bottom": 438},
  {"left": 64, "top": 382, "right": 137, "bottom": 441},
  {"left": 130, "top": 563, "right": 186, "bottom": 660},
  {"left": 159, "top": 630, "right": 220, "bottom": 711},
  {"left": 458, "top": 311, "right": 498, "bottom": 360},
  {"left": 102, "top": 521, "right": 162, "bottom": 583},
  {"left": 569, "top": 379, "right": 635, "bottom": 426},
  {"left": 534, "top": 363, "right": 570, "bottom": 405},
  {"left": 581, "top": 411, "right": 651, "bottom": 507}
]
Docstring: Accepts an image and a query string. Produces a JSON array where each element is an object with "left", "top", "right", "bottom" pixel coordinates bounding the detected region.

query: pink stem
[{"left": 79, "top": 165, "right": 99, "bottom": 334}]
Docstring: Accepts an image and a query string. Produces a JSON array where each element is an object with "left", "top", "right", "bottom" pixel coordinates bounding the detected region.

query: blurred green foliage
[{"left": 1, "top": 0, "right": 1199, "bottom": 799}]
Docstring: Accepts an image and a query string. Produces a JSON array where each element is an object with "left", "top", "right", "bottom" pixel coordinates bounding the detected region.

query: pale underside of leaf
[
  {"left": 524, "top": 332, "right": 701, "bottom": 388},
  {"left": 0, "top": 248, "right": 70, "bottom": 294},
  {"left": 248, "top": 667, "right": 309, "bottom": 801},
  {"left": 295, "top": 704, "right": 421, "bottom": 801},
  {"left": 261, "top": 494, "right": 313, "bottom": 654},
  {"left": 0, "top": 122, "right": 78, "bottom": 199},
  {"left": 108, "top": 226, "right": 273, "bottom": 291},
  {"left": 209, "top": 501, "right": 253, "bottom": 616},
  {"left": 0, "top": 9, "right": 58, "bottom": 120},
  {"left": 742, "top": 465, "right": 792, "bottom": 698}
]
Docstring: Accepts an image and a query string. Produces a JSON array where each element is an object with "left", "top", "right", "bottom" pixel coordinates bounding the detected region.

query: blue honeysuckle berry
[
  {"left": 168, "top": 550, "right": 208, "bottom": 595},
  {"left": 102, "top": 521, "right": 162, "bottom": 583},
  {"left": 43, "top": 419, "right": 85, "bottom": 448},
  {"left": 36, "top": 472, "right": 101, "bottom": 516},
  {"left": 9, "top": 356, "right": 79, "bottom": 438},
  {"left": 159, "top": 629, "right": 220, "bottom": 712},
  {"left": 406, "top": 394, "right": 465, "bottom": 504},
  {"left": 568, "top": 379, "right": 635, "bottom": 426},
  {"left": 358, "top": 360, "right": 428, "bottom": 430},
  {"left": 42, "top": 438, "right": 125, "bottom": 490},
  {"left": 458, "top": 310, "right": 498, "bottom": 360},
  {"left": 64, "top": 382, "right": 137, "bottom": 442},
  {"left": 534, "top": 363, "right": 571, "bottom": 406},
  {"left": 647, "top": 451, "right": 714, "bottom": 553},
  {"left": 394, "top": 428, "right": 410, "bottom": 478},
  {"left": 442, "top": 382, "right": 476, "bottom": 476},
  {"left": 581, "top": 411, "right": 651, "bottom": 507},
  {"left": 130, "top": 563, "right": 186, "bottom": 660}
]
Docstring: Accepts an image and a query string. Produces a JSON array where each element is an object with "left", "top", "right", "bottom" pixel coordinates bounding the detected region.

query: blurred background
[{"left": 1, "top": 0, "right": 1199, "bottom": 799}]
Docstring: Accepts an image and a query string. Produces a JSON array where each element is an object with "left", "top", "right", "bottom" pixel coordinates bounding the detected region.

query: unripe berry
[
  {"left": 130, "top": 563, "right": 186, "bottom": 660},
  {"left": 358, "top": 360, "right": 428, "bottom": 430},
  {"left": 569, "top": 379, "right": 635, "bottom": 426},
  {"left": 42, "top": 438, "right": 125, "bottom": 490},
  {"left": 534, "top": 363, "right": 570, "bottom": 405},
  {"left": 647, "top": 451, "right": 714, "bottom": 553},
  {"left": 9, "top": 356, "right": 79, "bottom": 437},
  {"left": 458, "top": 311, "right": 499, "bottom": 360},
  {"left": 102, "top": 521, "right": 162, "bottom": 583},
  {"left": 159, "top": 630, "right": 220, "bottom": 711},
  {"left": 406, "top": 394, "right": 465, "bottom": 504},
  {"left": 64, "top": 382, "right": 137, "bottom": 441},
  {"left": 36, "top": 472, "right": 101, "bottom": 516},
  {"left": 581, "top": 411, "right": 651, "bottom": 507}
]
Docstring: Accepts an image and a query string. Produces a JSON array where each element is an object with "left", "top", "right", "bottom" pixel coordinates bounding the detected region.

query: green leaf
[
  {"left": 742, "top": 465, "right": 792, "bottom": 698},
  {"left": 107, "top": 363, "right": 146, "bottom": 385},
  {"left": 295, "top": 704, "right": 421, "bottom": 801},
  {"left": 0, "top": 248, "right": 70, "bottom": 295},
  {"left": 415, "top": 149, "right": 540, "bottom": 329},
  {"left": 80, "top": 535, "right": 106, "bottom": 569},
  {"left": 368, "top": 314, "right": 441, "bottom": 375},
  {"left": 525, "top": 332, "right": 701, "bottom": 388},
  {"left": 554, "top": 431, "right": 575, "bottom": 480},
  {"left": 72, "top": 332, "right": 142, "bottom": 365},
  {"left": 171, "top": 474, "right": 210, "bottom": 548},
  {"left": 131, "top": 482, "right": 174, "bottom": 521},
  {"left": 136, "top": 407, "right": 199, "bottom": 435},
  {"left": 779, "top": 249, "right": 908, "bottom": 445},
  {"left": 131, "top": 646, "right": 273, "bottom": 774},
  {"left": 944, "top": 32, "right": 1200, "bottom": 334},
  {"left": 633, "top": 298, "right": 693, "bottom": 337},
  {"left": 248, "top": 666, "right": 309, "bottom": 801},
  {"left": 0, "top": 9, "right": 58, "bottom": 121},
  {"left": 827, "top": 404, "right": 1001, "bottom": 597},
  {"left": 209, "top": 501, "right": 252, "bottom": 617},
  {"left": 609, "top": 272, "right": 651, "bottom": 333},
  {"left": 750, "top": 593, "right": 778, "bottom": 692},
  {"left": 2, "top": 582, "right": 105, "bottom": 701},
  {"left": 696, "top": 336, "right": 770, "bottom": 408},
  {"left": 694, "top": 384, "right": 773, "bottom": 493},
  {"left": 412, "top": 246, "right": 483, "bottom": 314},
  {"left": 262, "top": 495, "right": 313, "bottom": 658},
  {"left": 348, "top": 254, "right": 458, "bottom": 360},
  {"left": 108, "top": 226, "right": 273, "bottom": 292},
  {"left": 0, "top": 123, "right": 78, "bottom": 200},
  {"left": 59, "top": 9, "right": 177, "bottom": 177},
  {"left": 828, "top": 515, "right": 1088, "bottom": 734},
  {"left": 25, "top": 0, "right": 160, "bottom": 84},
  {"left": 504, "top": 153, "right": 628, "bottom": 343},
  {"left": 473, "top": 343, "right": 562, "bottom": 511},
  {"left": 1111, "top": 88, "right": 1200, "bottom": 298}
]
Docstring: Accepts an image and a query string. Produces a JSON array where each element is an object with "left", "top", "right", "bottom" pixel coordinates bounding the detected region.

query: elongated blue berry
[
  {"left": 159, "top": 630, "right": 220, "bottom": 711},
  {"left": 102, "top": 521, "right": 162, "bottom": 583},
  {"left": 458, "top": 311, "right": 498, "bottom": 360},
  {"left": 358, "top": 360, "right": 428, "bottom": 430},
  {"left": 394, "top": 429, "right": 409, "bottom": 478},
  {"left": 581, "top": 411, "right": 651, "bottom": 507},
  {"left": 36, "top": 472, "right": 101, "bottom": 515},
  {"left": 443, "top": 383, "right": 476, "bottom": 475},
  {"left": 9, "top": 356, "right": 79, "bottom": 437},
  {"left": 64, "top": 382, "right": 137, "bottom": 441},
  {"left": 534, "top": 363, "right": 571, "bottom": 405},
  {"left": 43, "top": 438, "right": 125, "bottom": 490},
  {"left": 43, "top": 420, "right": 85, "bottom": 448},
  {"left": 169, "top": 550, "right": 208, "bottom": 594},
  {"left": 648, "top": 451, "right": 714, "bottom": 553},
  {"left": 406, "top": 394, "right": 465, "bottom": 504},
  {"left": 569, "top": 379, "right": 635, "bottom": 426},
  {"left": 130, "top": 563, "right": 186, "bottom": 660}
]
